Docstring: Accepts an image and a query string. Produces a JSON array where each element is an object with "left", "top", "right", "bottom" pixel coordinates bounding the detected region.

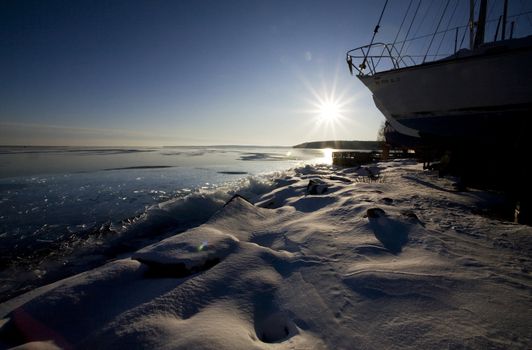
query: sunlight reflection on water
[{"left": 320, "top": 148, "right": 334, "bottom": 165}]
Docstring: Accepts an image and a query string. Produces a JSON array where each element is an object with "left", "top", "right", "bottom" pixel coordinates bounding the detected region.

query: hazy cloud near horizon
[{"left": 0, "top": 122, "right": 209, "bottom": 146}]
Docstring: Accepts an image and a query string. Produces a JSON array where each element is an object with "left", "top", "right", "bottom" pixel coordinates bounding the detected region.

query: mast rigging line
[
  {"left": 376, "top": 0, "right": 415, "bottom": 71},
  {"left": 392, "top": 0, "right": 415, "bottom": 48},
  {"left": 403, "top": 0, "right": 437, "bottom": 56},
  {"left": 423, "top": 0, "right": 451, "bottom": 63},
  {"left": 398, "top": 0, "right": 423, "bottom": 59},
  {"left": 347, "top": 2, "right": 532, "bottom": 74},
  {"left": 435, "top": 0, "right": 460, "bottom": 58},
  {"left": 360, "top": 0, "right": 389, "bottom": 70},
  {"left": 487, "top": 0, "right": 499, "bottom": 21},
  {"left": 520, "top": 0, "right": 532, "bottom": 26},
  {"left": 392, "top": 10, "right": 532, "bottom": 48}
]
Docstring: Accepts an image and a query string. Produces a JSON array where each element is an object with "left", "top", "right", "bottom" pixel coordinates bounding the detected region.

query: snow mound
[
  {"left": 343, "top": 270, "right": 458, "bottom": 299},
  {"left": 1, "top": 160, "right": 531, "bottom": 349},
  {"left": 366, "top": 207, "right": 412, "bottom": 253},
  {"left": 9, "top": 340, "right": 61, "bottom": 350},
  {"left": 133, "top": 227, "right": 239, "bottom": 277}
]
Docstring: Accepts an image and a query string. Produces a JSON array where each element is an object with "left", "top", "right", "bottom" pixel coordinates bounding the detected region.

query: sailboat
[{"left": 347, "top": 0, "right": 532, "bottom": 147}]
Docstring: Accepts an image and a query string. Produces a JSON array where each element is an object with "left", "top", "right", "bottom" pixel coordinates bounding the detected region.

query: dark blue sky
[{"left": 1, "top": 0, "right": 531, "bottom": 146}]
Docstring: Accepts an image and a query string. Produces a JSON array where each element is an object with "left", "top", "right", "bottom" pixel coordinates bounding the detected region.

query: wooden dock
[
  {"left": 332, "top": 151, "right": 375, "bottom": 166},
  {"left": 332, "top": 149, "right": 417, "bottom": 166}
]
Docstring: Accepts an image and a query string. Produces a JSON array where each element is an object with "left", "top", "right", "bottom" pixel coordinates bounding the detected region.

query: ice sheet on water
[
  {"left": 0, "top": 167, "right": 289, "bottom": 302},
  {"left": 239, "top": 152, "right": 288, "bottom": 161},
  {"left": 0, "top": 146, "right": 157, "bottom": 155},
  {"left": 0, "top": 146, "right": 328, "bottom": 301}
]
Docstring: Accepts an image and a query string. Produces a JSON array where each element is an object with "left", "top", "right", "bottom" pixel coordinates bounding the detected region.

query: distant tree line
[{"left": 292, "top": 140, "right": 382, "bottom": 150}]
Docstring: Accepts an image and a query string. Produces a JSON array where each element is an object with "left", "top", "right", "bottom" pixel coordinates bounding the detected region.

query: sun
[
  {"left": 318, "top": 101, "right": 341, "bottom": 122},
  {"left": 297, "top": 71, "right": 360, "bottom": 140}
]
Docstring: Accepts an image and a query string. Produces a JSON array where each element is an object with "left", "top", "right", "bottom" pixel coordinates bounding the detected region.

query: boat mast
[
  {"left": 473, "top": 0, "right": 488, "bottom": 48},
  {"left": 502, "top": 0, "right": 509, "bottom": 40},
  {"left": 469, "top": 0, "right": 474, "bottom": 49}
]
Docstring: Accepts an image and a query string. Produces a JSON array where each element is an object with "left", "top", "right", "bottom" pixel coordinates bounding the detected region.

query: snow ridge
[{"left": 1, "top": 161, "right": 531, "bottom": 349}]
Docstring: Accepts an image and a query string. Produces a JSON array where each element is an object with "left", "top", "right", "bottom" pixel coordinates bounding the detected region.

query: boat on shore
[{"left": 347, "top": 0, "right": 532, "bottom": 148}]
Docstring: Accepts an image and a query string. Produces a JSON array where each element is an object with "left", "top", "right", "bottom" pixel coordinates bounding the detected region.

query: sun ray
[{"left": 291, "top": 60, "right": 370, "bottom": 143}]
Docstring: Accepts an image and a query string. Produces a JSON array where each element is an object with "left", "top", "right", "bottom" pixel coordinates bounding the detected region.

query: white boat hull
[{"left": 358, "top": 39, "right": 532, "bottom": 143}]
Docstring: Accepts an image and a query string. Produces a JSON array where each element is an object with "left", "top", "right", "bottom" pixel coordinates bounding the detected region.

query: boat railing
[
  {"left": 347, "top": 9, "right": 532, "bottom": 77},
  {"left": 346, "top": 42, "right": 400, "bottom": 76},
  {"left": 347, "top": 41, "right": 465, "bottom": 76},
  {"left": 347, "top": 41, "right": 430, "bottom": 76}
]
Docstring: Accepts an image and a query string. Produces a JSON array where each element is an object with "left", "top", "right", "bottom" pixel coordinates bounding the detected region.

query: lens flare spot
[{"left": 198, "top": 240, "right": 209, "bottom": 251}]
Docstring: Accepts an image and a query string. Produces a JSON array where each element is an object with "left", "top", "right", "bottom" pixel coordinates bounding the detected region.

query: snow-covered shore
[{"left": 1, "top": 160, "right": 531, "bottom": 349}]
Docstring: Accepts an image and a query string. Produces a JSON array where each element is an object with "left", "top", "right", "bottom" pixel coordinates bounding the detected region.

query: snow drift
[{"left": 1, "top": 160, "right": 530, "bottom": 349}]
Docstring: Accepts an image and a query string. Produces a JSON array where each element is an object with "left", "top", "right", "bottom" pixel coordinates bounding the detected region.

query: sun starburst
[
  {"left": 318, "top": 101, "right": 341, "bottom": 123},
  {"left": 308, "top": 88, "right": 350, "bottom": 134}
]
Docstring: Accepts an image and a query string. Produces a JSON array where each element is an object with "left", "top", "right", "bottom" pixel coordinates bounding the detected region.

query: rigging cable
[
  {"left": 360, "top": 0, "right": 389, "bottom": 71},
  {"left": 423, "top": 0, "right": 451, "bottom": 63},
  {"left": 392, "top": 0, "right": 415, "bottom": 49},
  {"left": 434, "top": 0, "right": 460, "bottom": 58},
  {"left": 487, "top": 0, "right": 499, "bottom": 21},
  {"left": 519, "top": 0, "right": 532, "bottom": 26},
  {"left": 397, "top": 0, "right": 423, "bottom": 61},
  {"left": 403, "top": 0, "right": 436, "bottom": 61},
  {"left": 375, "top": 0, "right": 415, "bottom": 69},
  {"left": 394, "top": 9, "right": 529, "bottom": 48},
  {"left": 486, "top": 0, "right": 499, "bottom": 39}
]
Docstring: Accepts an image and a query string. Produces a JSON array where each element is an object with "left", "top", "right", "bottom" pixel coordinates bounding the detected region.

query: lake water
[{"left": 0, "top": 145, "right": 329, "bottom": 301}]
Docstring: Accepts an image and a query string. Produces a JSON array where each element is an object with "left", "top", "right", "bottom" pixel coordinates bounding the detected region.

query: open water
[{"left": 0, "top": 145, "right": 329, "bottom": 300}]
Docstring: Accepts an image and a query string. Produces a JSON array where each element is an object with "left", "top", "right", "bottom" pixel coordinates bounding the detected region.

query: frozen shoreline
[
  {"left": 0, "top": 145, "right": 322, "bottom": 303},
  {"left": 1, "top": 160, "right": 531, "bottom": 349}
]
